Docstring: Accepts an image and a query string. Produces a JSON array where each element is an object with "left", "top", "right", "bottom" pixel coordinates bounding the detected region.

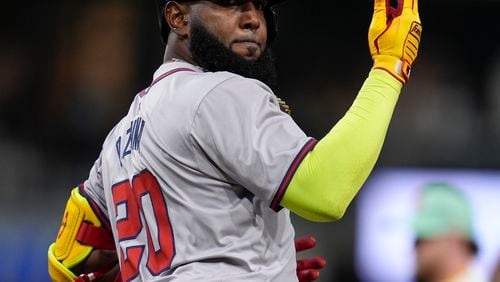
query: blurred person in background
[
  {"left": 413, "top": 183, "right": 487, "bottom": 282},
  {"left": 494, "top": 259, "right": 500, "bottom": 282}
]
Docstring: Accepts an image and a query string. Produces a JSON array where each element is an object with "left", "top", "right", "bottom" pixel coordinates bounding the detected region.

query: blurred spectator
[
  {"left": 493, "top": 258, "right": 500, "bottom": 282},
  {"left": 413, "top": 183, "right": 487, "bottom": 282}
]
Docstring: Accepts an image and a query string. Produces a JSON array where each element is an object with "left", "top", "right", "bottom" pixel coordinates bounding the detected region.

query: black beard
[{"left": 189, "top": 21, "right": 278, "bottom": 91}]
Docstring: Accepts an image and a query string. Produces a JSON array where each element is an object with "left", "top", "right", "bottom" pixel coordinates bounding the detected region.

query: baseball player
[{"left": 48, "top": 0, "right": 422, "bottom": 281}]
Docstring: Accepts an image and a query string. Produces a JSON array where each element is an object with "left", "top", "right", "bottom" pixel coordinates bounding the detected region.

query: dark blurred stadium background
[{"left": 1, "top": 0, "right": 499, "bottom": 281}]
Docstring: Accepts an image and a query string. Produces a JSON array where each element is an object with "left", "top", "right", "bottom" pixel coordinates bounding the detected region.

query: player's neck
[{"left": 163, "top": 45, "right": 194, "bottom": 66}]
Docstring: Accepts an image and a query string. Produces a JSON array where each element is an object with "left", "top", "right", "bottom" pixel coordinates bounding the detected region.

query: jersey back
[{"left": 82, "top": 62, "right": 314, "bottom": 281}]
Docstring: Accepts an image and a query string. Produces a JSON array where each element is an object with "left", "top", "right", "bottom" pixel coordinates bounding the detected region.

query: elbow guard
[{"left": 48, "top": 187, "right": 114, "bottom": 281}]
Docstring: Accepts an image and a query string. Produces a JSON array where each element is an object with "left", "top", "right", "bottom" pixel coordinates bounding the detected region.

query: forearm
[{"left": 281, "top": 69, "right": 402, "bottom": 221}]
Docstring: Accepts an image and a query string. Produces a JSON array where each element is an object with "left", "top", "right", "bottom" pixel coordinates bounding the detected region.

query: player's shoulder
[
  {"left": 209, "top": 71, "right": 273, "bottom": 96},
  {"left": 183, "top": 68, "right": 273, "bottom": 99},
  {"left": 191, "top": 71, "right": 281, "bottom": 128},
  {"left": 199, "top": 70, "right": 275, "bottom": 108},
  {"left": 149, "top": 61, "right": 273, "bottom": 99},
  {"left": 159, "top": 62, "right": 276, "bottom": 112},
  {"left": 143, "top": 62, "right": 279, "bottom": 125}
]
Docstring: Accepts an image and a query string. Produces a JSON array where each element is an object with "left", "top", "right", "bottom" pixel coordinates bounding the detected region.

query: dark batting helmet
[{"left": 155, "top": 0, "right": 287, "bottom": 45}]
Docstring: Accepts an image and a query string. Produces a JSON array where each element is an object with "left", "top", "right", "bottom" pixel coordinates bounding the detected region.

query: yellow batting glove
[{"left": 369, "top": 0, "right": 422, "bottom": 84}]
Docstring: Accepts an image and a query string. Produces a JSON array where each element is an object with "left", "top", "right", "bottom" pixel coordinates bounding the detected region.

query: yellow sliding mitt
[{"left": 48, "top": 188, "right": 115, "bottom": 281}]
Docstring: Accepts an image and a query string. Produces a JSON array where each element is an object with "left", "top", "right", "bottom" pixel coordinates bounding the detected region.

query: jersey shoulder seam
[
  {"left": 187, "top": 73, "right": 271, "bottom": 176},
  {"left": 186, "top": 74, "right": 238, "bottom": 161}
]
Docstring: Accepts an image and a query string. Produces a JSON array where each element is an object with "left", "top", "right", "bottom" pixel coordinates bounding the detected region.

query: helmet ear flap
[{"left": 264, "top": 7, "right": 278, "bottom": 46}]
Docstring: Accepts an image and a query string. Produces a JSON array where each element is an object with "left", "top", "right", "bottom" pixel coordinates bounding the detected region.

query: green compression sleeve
[{"left": 281, "top": 69, "right": 402, "bottom": 222}]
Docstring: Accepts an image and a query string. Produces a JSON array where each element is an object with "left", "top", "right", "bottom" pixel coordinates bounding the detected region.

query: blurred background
[{"left": 1, "top": 0, "right": 500, "bottom": 281}]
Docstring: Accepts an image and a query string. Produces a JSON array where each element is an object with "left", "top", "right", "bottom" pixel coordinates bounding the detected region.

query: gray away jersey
[{"left": 80, "top": 62, "right": 317, "bottom": 281}]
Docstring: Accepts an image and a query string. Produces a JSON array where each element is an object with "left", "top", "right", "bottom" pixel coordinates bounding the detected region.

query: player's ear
[{"left": 165, "top": 1, "right": 190, "bottom": 39}]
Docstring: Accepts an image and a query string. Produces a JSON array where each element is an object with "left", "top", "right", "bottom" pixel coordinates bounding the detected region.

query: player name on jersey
[{"left": 116, "top": 117, "right": 145, "bottom": 166}]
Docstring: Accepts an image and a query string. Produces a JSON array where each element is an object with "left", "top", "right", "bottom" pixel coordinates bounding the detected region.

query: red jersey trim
[
  {"left": 270, "top": 138, "right": 318, "bottom": 212},
  {"left": 140, "top": 68, "right": 196, "bottom": 97}
]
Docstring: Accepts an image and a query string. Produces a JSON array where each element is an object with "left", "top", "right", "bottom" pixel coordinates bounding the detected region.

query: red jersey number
[{"left": 112, "top": 170, "right": 175, "bottom": 281}]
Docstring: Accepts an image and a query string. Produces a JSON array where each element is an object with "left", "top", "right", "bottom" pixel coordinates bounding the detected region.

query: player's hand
[
  {"left": 369, "top": 0, "right": 422, "bottom": 84},
  {"left": 295, "top": 236, "right": 326, "bottom": 282},
  {"left": 71, "top": 249, "right": 119, "bottom": 282}
]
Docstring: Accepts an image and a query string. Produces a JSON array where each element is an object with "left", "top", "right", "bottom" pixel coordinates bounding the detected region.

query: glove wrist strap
[{"left": 373, "top": 55, "right": 410, "bottom": 84}]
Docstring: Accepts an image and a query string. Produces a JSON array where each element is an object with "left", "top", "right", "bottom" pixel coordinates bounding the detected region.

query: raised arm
[{"left": 281, "top": 0, "right": 422, "bottom": 221}]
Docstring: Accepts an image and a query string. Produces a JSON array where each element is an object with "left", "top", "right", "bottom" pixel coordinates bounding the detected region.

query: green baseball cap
[{"left": 413, "top": 183, "right": 474, "bottom": 240}]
